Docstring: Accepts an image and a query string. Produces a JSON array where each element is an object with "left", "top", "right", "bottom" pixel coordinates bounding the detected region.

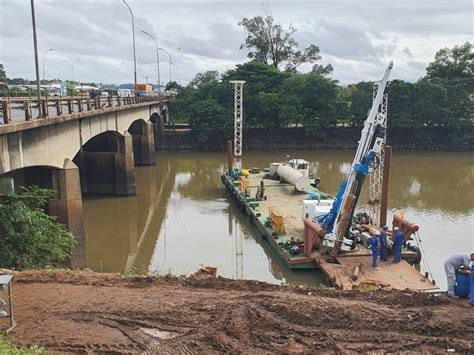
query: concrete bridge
[{"left": 0, "top": 95, "right": 170, "bottom": 268}]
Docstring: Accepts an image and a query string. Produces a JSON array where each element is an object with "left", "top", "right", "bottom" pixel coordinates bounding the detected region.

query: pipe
[
  {"left": 276, "top": 164, "right": 311, "bottom": 192},
  {"left": 303, "top": 217, "right": 325, "bottom": 257},
  {"left": 392, "top": 213, "right": 419, "bottom": 240}
]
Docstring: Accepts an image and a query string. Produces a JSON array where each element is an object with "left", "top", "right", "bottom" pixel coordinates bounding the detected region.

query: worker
[
  {"left": 392, "top": 227, "right": 404, "bottom": 263},
  {"left": 471, "top": 254, "right": 474, "bottom": 305},
  {"left": 444, "top": 253, "right": 472, "bottom": 299},
  {"left": 378, "top": 225, "right": 389, "bottom": 261},
  {"left": 370, "top": 233, "right": 380, "bottom": 267}
]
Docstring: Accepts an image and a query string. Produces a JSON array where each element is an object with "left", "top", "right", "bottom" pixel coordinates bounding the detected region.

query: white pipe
[{"left": 277, "top": 164, "right": 311, "bottom": 192}]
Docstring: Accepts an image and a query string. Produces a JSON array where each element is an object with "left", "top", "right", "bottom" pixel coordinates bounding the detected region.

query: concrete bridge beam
[{"left": 49, "top": 159, "right": 87, "bottom": 268}]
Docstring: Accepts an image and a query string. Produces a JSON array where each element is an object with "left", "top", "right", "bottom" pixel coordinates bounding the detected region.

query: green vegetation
[
  {"left": 170, "top": 32, "right": 473, "bottom": 149},
  {"left": 239, "top": 15, "right": 332, "bottom": 73},
  {"left": 0, "top": 186, "right": 76, "bottom": 270},
  {"left": 0, "top": 336, "right": 44, "bottom": 354}
]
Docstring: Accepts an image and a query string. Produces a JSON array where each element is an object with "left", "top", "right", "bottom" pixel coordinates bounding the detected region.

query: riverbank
[
  {"left": 158, "top": 126, "right": 473, "bottom": 151},
  {"left": 5, "top": 270, "right": 473, "bottom": 353}
]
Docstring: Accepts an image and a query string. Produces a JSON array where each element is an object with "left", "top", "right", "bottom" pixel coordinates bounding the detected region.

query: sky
[{"left": 0, "top": 0, "right": 472, "bottom": 86}]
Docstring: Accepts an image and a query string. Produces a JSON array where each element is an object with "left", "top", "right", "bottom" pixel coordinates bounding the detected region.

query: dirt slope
[{"left": 4, "top": 271, "right": 474, "bottom": 353}]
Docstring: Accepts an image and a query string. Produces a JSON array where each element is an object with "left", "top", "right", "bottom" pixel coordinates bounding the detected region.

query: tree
[
  {"left": 0, "top": 64, "right": 6, "bottom": 82},
  {"left": 239, "top": 15, "right": 328, "bottom": 71},
  {"left": 388, "top": 80, "right": 416, "bottom": 127},
  {"left": 425, "top": 42, "right": 473, "bottom": 80},
  {"left": 187, "top": 97, "right": 232, "bottom": 145},
  {"left": 349, "top": 81, "right": 373, "bottom": 126},
  {"left": 0, "top": 186, "right": 76, "bottom": 270},
  {"left": 189, "top": 71, "right": 220, "bottom": 89},
  {"left": 223, "top": 61, "right": 289, "bottom": 127}
]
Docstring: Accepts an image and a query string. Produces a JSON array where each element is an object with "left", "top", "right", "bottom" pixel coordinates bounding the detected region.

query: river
[{"left": 83, "top": 150, "right": 473, "bottom": 289}]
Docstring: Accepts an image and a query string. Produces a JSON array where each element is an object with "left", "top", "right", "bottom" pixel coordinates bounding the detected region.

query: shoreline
[
  {"left": 4, "top": 269, "right": 473, "bottom": 353},
  {"left": 157, "top": 126, "right": 474, "bottom": 152}
]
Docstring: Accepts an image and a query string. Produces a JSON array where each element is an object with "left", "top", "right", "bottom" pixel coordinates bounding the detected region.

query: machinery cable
[{"left": 414, "top": 231, "right": 435, "bottom": 283}]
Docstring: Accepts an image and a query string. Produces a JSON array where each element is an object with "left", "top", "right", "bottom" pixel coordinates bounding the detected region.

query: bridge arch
[
  {"left": 127, "top": 118, "right": 155, "bottom": 166},
  {"left": 73, "top": 130, "right": 136, "bottom": 196}
]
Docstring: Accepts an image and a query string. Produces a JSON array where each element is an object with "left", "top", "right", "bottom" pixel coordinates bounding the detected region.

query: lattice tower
[
  {"left": 368, "top": 81, "right": 388, "bottom": 226},
  {"left": 230, "top": 81, "right": 245, "bottom": 170}
]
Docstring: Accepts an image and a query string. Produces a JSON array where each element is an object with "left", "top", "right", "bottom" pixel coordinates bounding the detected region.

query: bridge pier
[
  {"left": 151, "top": 112, "right": 166, "bottom": 150},
  {"left": 74, "top": 131, "right": 136, "bottom": 196},
  {"left": 129, "top": 121, "right": 155, "bottom": 165},
  {"left": 49, "top": 159, "right": 87, "bottom": 268}
]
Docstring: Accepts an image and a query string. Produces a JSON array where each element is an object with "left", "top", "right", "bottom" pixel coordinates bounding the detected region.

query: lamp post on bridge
[
  {"left": 30, "top": 0, "right": 42, "bottom": 117},
  {"left": 122, "top": 0, "right": 137, "bottom": 91},
  {"left": 171, "top": 62, "right": 181, "bottom": 87},
  {"left": 141, "top": 30, "right": 161, "bottom": 93},
  {"left": 42, "top": 48, "right": 53, "bottom": 83},
  {"left": 158, "top": 47, "right": 180, "bottom": 89},
  {"left": 63, "top": 59, "right": 79, "bottom": 97}
]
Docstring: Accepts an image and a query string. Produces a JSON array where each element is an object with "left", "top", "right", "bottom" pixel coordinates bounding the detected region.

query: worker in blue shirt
[
  {"left": 379, "top": 225, "right": 389, "bottom": 261},
  {"left": 392, "top": 227, "right": 404, "bottom": 263},
  {"left": 370, "top": 233, "right": 380, "bottom": 267}
]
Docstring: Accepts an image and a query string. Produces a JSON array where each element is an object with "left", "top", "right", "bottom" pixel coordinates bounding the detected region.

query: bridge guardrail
[{"left": 0, "top": 94, "right": 170, "bottom": 124}]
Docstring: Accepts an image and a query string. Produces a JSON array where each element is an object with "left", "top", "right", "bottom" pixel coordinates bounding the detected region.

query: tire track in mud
[{"left": 9, "top": 271, "right": 474, "bottom": 353}]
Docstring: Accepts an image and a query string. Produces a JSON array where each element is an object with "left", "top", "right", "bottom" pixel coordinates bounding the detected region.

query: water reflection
[{"left": 83, "top": 150, "right": 473, "bottom": 289}]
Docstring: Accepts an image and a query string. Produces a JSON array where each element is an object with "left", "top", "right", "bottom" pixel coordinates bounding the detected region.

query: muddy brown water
[{"left": 83, "top": 150, "right": 473, "bottom": 289}]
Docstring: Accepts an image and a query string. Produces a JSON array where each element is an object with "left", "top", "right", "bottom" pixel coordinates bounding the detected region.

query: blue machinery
[{"left": 320, "top": 62, "right": 393, "bottom": 256}]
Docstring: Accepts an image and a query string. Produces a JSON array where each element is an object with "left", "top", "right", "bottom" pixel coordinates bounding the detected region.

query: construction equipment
[
  {"left": 0, "top": 274, "right": 16, "bottom": 333},
  {"left": 269, "top": 208, "right": 286, "bottom": 235},
  {"left": 239, "top": 176, "right": 250, "bottom": 196},
  {"left": 368, "top": 81, "right": 388, "bottom": 226},
  {"left": 320, "top": 62, "right": 393, "bottom": 256},
  {"left": 229, "top": 80, "right": 245, "bottom": 170}
]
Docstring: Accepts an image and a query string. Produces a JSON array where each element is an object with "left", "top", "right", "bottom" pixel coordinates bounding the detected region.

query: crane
[{"left": 320, "top": 61, "right": 393, "bottom": 256}]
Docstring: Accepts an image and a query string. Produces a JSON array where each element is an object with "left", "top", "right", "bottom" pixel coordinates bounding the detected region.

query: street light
[
  {"left": 159, "top": 47, "right": 180, "bottom": 88},
  {"left": 141, "top": 30, "right": 161, "bottom": 93},
  {"left": 172, "top": 62, "right": 181, "bottom": 87},
  {"left": 42, "top": 48, "right": 53, "bottom": 82},
  {"left": 122, "top": 0, "right": 137, "bottom": 89},
  {"left": 62, "top": 59, "right": 80, "bottom": 82},
  {"left": 30, "top": 0, "right": 42, "bottom": 117}
]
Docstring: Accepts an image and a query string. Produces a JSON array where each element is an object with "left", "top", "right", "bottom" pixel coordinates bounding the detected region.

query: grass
[{"left": 0, "top": 336, "right": 45, "bottom": 354}]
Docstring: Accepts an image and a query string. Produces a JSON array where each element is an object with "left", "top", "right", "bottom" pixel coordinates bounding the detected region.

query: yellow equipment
[
  {"left": 269, "top": 208, "right": 285, "bottom": 235},
  {"left": 241, "top": 169, "right": 250, "bottom": 177},
  {"left": 239, "top": 176, "right": 250, "bottom": 196}
]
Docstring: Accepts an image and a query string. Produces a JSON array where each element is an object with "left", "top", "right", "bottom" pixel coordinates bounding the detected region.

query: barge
[{"left": 223, "top": 64, "right": 437, "bottom": 291}]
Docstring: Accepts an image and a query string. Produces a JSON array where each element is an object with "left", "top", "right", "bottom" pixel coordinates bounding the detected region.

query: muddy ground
[{"left": 3, "top": 270, "right": 473, "bottom": 353}]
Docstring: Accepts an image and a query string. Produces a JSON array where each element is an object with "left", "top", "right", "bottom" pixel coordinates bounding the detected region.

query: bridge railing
[{"left": 0, "top": 94, "right": 167, "bottom": 124}]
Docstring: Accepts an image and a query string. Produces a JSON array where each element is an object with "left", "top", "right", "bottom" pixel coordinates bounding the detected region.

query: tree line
[{"left": 170, "top": 16, "right": 472, "bottom": 150}]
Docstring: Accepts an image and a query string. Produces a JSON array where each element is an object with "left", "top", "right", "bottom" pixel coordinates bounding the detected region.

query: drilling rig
[{"left": 319, "top": 61, "right": 393, "bottom": 257}]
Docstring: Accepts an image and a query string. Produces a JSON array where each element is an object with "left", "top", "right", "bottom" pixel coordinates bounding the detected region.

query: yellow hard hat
[{"left": 241, "top": 169, "right": 250, "bottom": 177}]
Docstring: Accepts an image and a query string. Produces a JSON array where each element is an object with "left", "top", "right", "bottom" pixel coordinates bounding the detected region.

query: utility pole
[
  {"left": 122, "top": 0, "right": 137, "bottom": 89},
  {"left": 30, "top": 0, "right": 42, "bottom": 117}
]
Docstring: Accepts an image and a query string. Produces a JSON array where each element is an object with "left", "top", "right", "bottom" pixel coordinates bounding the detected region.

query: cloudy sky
[{"left": 0, "top": 0, "right": 472, "bottom": 85}]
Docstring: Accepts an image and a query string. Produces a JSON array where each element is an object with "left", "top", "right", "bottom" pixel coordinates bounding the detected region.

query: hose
[{"left": 413, "top": 231, "right": 435, "bottom": 283}]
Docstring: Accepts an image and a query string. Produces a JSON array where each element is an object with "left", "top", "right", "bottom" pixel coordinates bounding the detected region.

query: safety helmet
[
  {"left": 394, "top": 227, "right": 399, "bottom": 231},
  {"left": 383, "top": 225, "right": 389, "bottom": 230},
  {"left": 376, "top": 231, "right": 381, "bottom": 236}
]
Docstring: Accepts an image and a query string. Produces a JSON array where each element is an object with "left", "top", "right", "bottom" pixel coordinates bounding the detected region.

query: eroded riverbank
[{"left": 6, "top": 270, "right": 474, "bottom": 353}]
